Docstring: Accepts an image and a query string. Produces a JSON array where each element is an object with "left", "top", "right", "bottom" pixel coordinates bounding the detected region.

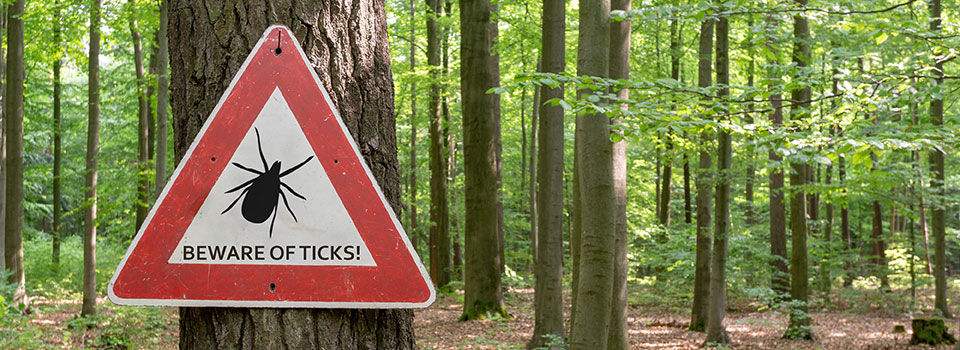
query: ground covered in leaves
[
  {"left": 8, "top": 285, "right": 960, "bottom": 349},
  {"left": 415, "top": 285, "right": 960, "bottom": 349}
]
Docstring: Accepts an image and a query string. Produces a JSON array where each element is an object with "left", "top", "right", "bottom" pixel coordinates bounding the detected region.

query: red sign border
[{"left": 107, "top": 25, "right": 435, "bottom": 308}]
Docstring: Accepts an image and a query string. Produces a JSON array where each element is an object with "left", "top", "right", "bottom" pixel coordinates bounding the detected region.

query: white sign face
[{"left": 168, "top": 88, "right": 374, "bottom": 267}]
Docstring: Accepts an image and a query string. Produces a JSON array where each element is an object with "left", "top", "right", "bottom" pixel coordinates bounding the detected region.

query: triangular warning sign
[{"left": 108, "top": 25, "right": 435, "bottom": 308}]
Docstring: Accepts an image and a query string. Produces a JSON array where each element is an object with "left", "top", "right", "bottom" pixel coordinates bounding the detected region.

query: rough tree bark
[
  {"left": 929, "top": 0, "right": 951, "bottom": 319},
  {"left": 689, "top": 16, "right": 714, "bottom": 333},
  {"left": 569, "top": 0, "right": 614, "bottom": 347},
  {"left": 784, "top": 0, "right": 813, "bottom": 339},
  {"left": 170, "top": 1, "right": 417, "bottom": 348},
  {"left": 82, "top": 0, "right": 101, "bottom": 317},
  {"left": 459, "top": 0, "right": 506, "bottom": 321},
  {"left": 426, "top": 0, "right": 450, "bottom": 289},
  {"left": 607, "top": 0, "right": 630, "bottom": 347},
  {"left": 130, "top": 0, "right": 150, "bottom": 229},
  {"left": 3, "top": 0, "right": 24, "bottom": 309},
  {"left": 527, "top": 0, "right": 565, "bottom": 346},
  {"left": 705, "top": 14, "right": 730, "bottom": 346}
]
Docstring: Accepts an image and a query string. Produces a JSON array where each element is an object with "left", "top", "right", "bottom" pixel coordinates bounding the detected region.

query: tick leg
[
  {"left": 221, "top": 187, "right": 250, "bottom": 215},
  {"left": 280, "top": 156, "right": 314, "bottom": 177},
  {"left": 225, "top": 178, "right": 256, "bottom": 194},
  {"left": 279, "top": 189, "right": 298, "bottom": 222},
  {"left": 255, "top": 128, "right": 269, "bottom": 171},
  {"left": 232, "top": 162, "right": 262, "bottom": 175},
  {"left": 269, "top": 203, "right": 278, "bottom": 238},
  {"left": 280, "top": 182, "right": 306, "bottom": 200}
]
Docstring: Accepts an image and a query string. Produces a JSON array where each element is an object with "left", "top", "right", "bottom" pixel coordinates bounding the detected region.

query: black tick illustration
[{"left": 221, "top": 127, "right": 313, "bottom": 237}]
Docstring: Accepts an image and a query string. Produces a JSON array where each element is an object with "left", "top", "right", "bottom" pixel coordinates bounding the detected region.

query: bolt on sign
[{"left": 108, "top": 25, "right": 435, "bottom": 308}]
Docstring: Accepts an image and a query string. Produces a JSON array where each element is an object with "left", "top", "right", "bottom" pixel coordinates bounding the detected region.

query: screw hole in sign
[
  {"left": 210, "top": 157, "right": 216, "bottom": 162},
  {"left": 334, "top": 159, "right": 339, "bottom": 164},
  {"left": 269, "top": 283, "right": 276, "bottom": 292}
]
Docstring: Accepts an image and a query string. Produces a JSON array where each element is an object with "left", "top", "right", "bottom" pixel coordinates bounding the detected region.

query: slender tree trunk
[
  {"left": 840, "top": 129, "right": 852, "bottom": 286},
  {"left": 528, "top": 2, "right": 564, "bottom": 347},
  {"left": 170, "top": 1, "right": 418, "bottom": 347},
  {"left": 929, "top": 0, "right": 951, "bottom": 319},
  {"left": 658, "top": 18, "right": 679, "bottom": 228},
  {"left": 607, "top": 0, "right": 629, "bottom": 347},
  {"left": 766, "top": 15, "right": 789, "bottom": 299},
  {"left": 743, "top": 19, "right": 755, "bottom": 227},
  {"left": 0, "top": 4, "right": 7, "bottom": 273},
  {"left": 569, "top": 0, "right": 614, "bottom": 346},
  {"left": 147, "top": 34, "right": 157, "bottom": 165},
  {"left": 443, "top": 0, "right": 460, "bottom": 278},
  {"left": 784, "top": 0, "right": 813, "bottom": 338},
  {"left": 459, "top": 0, "right": 506, "bottom": 321},
  {"left": 569, "top": 135, "right": 582, "bottom": 335},
  {"left": 528, "top": 60, "right": 539, "bottom": 269},
  {"left": 870, "top": 112, "right": 890, "bottom": 290},
  {"left": 2, "top": 0, "right": 24, "bottom": 310},
  {"left": 689, "top": 17, "right": 714, "bottom": 333},
  {"left": 705, "top": 14, "right": 730, "bottom": 345},
  {"left": 822, "top": 156, "right": 833, "bottom": 293},
  {"left": 683, "top": 150, "right": 691, "bottom": 224},
  {"left": 427, "top": 0, "right": 451, "bottom": 288},
  {"left": 407, "top": 0, "right": 419, "bottom": 253},
  {"left": 154, "top": 0, "right": 169, "bottom": 193},
  {"left": 912, "top": 90, "right": 934, "bottom": 275},
  {"left": 130, "top": 0, "right": 150, "bottom": 230},
  {"left": 82, "top": 0, "right": 101, "bottom": 317},
  {"left": 52, "top": 5, "right": 62, "bottom": 271}
]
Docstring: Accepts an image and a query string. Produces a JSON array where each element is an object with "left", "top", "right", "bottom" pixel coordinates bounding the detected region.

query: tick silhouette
[{"left": 221, "top": 128, "right": 313, "bottom": 237}]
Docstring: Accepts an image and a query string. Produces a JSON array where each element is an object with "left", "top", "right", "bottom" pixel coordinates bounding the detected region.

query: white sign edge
[{"left": 107, "top": 24, "right": 436, "bottom": 309}]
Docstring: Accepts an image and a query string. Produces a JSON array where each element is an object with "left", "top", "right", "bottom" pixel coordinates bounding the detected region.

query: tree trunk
[
  {"left": 784, "top": 0, "right": 813, "bottom": 338},
  {"left": 2, "top": 0, "right": 24, "bottom": 309},
  {"left": 689, "top": 17, "right": 714, "bottom": 333},
  {"left": 443, "top": 0, "right": 460, "bottom": 278},
  {"left": 154, "top": 0, "right": 170, "bottom": 194},
  {"left": 569, "top": 135, "right": 581, "bottom": 335},
  {"left": 683, "top": 150, "right": 691, "bottom": 224},
  {"left": 607, "top": 0, "right": 629, "bottom": 347},
  {"left": 147, "top": 34, "right": 157, "bottom": 165},
  {"left": 528, "top": 67, "right": 539, "bottom": 269},
  {"left": 407, "top": 0, "right": 419, "bottom": 254},
  {"left": 929, "top": 0, "right": 951, "bottom": 319},
  {"left": 528, "top": 1, "right": 564, "bottom": 347},
  {"left": 0, "top": 4, "right": 7, "bottom": 274},
  {"left": 82, "top": 0, "right": 101, "bottom": 317},
  {"left": 130, "top": 0, "right": 150, "bottom": 230},
  {"left": 52, "top": 5, "right": 62, "bottom": 271},
  {"left": 743, "top": 19, "right": 755, "bottom": 227},
  {"left": 766, "top": 15, "right": 789, "bottom": 299},
  {"left": 658, "top": 17, "right": 680, "bottom": 228},
  {"left": 840, "top": 129, "right": 852, "bottom": 286},
  {"left": 427, "top": 0, "right": 451, "bottom": 289},
  {"left": 569, "top": 0, "right": 614, "bottom": 346},
  {"left": 459, "top": 0, "right": 505, "bottom": 321},
  {"left": 705, "top": 14, "right": 730, "bottom": 345},
  {"left": 170, "top": 1, "right": 417, "bottom": 347}
]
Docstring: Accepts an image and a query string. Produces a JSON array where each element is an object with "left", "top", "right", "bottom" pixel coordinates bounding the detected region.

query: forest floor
[{"left": 9, "top": 285, "right": 960, "bottom": 349}]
